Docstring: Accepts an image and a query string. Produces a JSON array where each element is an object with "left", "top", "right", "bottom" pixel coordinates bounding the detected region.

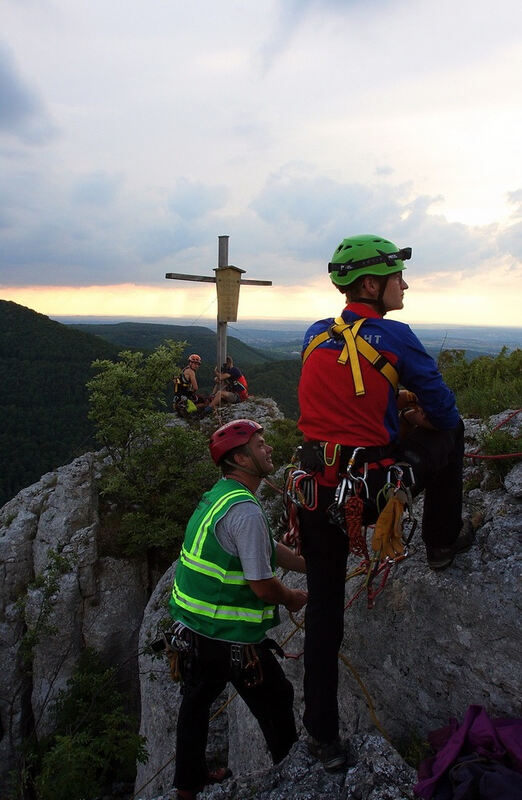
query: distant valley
[{"left": 61, "top": 316, "right": 522, "bottom": 362}]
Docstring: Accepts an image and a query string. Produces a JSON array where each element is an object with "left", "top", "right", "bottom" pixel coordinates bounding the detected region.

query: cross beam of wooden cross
[{"left": 166, "top": 235, "right": 272, "bottom": 371}]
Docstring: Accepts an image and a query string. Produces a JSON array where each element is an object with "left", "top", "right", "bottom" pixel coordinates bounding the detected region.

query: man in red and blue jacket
[{"left": 297, "top": 234, "right": 474, "bottom": 771}]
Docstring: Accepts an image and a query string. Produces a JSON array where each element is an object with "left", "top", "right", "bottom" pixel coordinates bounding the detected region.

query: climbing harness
[
  {"left": 156, "top": 624, "right": 268, "bottom": 690},
  {"left": 173, "top": 367, "right": 193, "bottom": 398},
  {"left": 151, "top": 622, "right": 195, "bottom": 683},
  {"left": 230, "top": 643, "right": 263, "bottom": 688},
  {"left": 173, "top": 369, "right": 198, "bottom": 417},
  {"left": 280, "top": 441, "right": 416, "bottom": 609},
  {"left": 302, "top": 317, "right": 399, "bottom": 396}
]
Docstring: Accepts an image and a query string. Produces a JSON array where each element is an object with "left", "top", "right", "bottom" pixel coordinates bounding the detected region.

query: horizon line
[{"left": 50, "top": 315, "right": 522, "bottom": 332}]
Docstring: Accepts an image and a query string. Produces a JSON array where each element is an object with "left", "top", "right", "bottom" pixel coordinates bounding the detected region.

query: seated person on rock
[
  {"left": 206, "top": 355, "right": 248, "bottom": 412},
  {"left": 173, "top": 353, "right": 207, "bottom": 414}
]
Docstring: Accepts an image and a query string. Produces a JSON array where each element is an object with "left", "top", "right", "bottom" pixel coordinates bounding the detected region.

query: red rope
[
  {"left": 464, "top": 409, "right": 521, "bottom": 461},
  {"left": 490, "top": 408, "right": 522, "bottom": 432},
  {"left": 344, "top": 495, "right": 368, "bottom": 559},
  {"left": 465, "top": 452, "right": 522, "bottom": 461},
  {"left": 263, "top": 477, "right": 283, "bottom": 494}
]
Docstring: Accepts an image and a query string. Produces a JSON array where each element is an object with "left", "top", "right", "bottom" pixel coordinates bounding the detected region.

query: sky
[{"left": 1, "top": 0, "right": 522, "bottom": 327}]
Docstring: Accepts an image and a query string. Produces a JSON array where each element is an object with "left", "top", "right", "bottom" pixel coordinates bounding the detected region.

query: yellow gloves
[
  {"left": 371, "top": 495, "right": 405, "bottom": 560},
  {"left": 397, "top": 389, "right": 419, "bottom": 410}
]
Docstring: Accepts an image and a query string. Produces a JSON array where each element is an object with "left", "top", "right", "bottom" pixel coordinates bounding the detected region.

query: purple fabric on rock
[{"left": 414, "top": 705, "right": 522, "bottom": 799}]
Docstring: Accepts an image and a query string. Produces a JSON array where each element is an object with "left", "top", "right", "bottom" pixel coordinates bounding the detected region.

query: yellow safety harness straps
[{"left": 301, "top": 316, "right": 399, "bottom": 395}]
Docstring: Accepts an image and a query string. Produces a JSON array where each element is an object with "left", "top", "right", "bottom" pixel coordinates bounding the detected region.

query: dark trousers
[
  {"left": 397, "top": 420, "right": 464, "bottom": 548},
  {"left": 174, "top": 633, "right": 297, "bottom": 791},
  {"left": 299, "top": 421, "right": 464, "bottom": 742}
]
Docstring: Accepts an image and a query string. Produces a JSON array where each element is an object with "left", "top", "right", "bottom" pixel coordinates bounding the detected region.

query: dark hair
[
  {"left": 343, "top": 275, "right": 365, "bottom": 299},
  {"left": 220, "top": 443, "right": 248, "bottom": 474},
  {"left": 344, "top": 274, "right": 388, "bottom": 301}
]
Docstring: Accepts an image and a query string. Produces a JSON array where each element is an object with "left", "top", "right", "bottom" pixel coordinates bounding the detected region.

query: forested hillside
[
  {"left": 247, "top": 360, "right": 302, "bottom": 419},
  {"left": 0, "top": 303, "right": 296, "bottom": 507},
  {"left": 2, "top": 301, "right": 520, "bottom": 508},
  {"left": 71, "top": 321, "right": 269, "bottom": 361},
  {"left": 0, "top": 301, "right": 121, "bottom": 506},
  {"left": 71, "top": 321, "right": 301, "bottom": 418}
]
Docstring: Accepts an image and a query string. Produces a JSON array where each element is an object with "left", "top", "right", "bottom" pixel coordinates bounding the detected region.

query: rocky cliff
[{"left": 1, "top": 404, "right": 520, "bottom": 799}]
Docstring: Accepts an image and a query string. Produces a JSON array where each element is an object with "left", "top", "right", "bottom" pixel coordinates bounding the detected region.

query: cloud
[
  {"left": 0, "top": 163, "right": 231, "bottom": 281},
  {"left": 250, "top": 164, "right": 410, "bottom": 260},
  {"left": 71, "top": 172, "right": 124, "bottom": 207},
  {"left": 168, "top": 178, "right": 228, "bottom": 221},
  {"left": 247, "top": 166, "right": 513, "bottom": 284},
  {"left": 1, "top": 0, "right": 520, "bottom": 312},
  {"left": 257, "top": 0, "right": 383, "bottom": 71},
  {"left": 136, "top": 222, "right": 193, "bottom": 263},
  {"left": 500, "top": 189, "right": 522, "bottom": 260},
  {"left": 0, "top": 43, "right": 56, "bottom": 144},
  {"left": 0, "top": 151, "right": 516, "bottom": 290}
]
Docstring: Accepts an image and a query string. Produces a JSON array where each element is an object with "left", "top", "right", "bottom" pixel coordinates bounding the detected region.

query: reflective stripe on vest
[
  {"left": 171, "top": 583, "right": 276, "bottom": 625},
  {"left": 191, "top": 487, "right": 254, "bottom": 558},
  {"left": 179, "top": 546, "right": 246, "bottom": 585},
  {"left": 169, "top": 479, "right": 278, "bottom": 643}
]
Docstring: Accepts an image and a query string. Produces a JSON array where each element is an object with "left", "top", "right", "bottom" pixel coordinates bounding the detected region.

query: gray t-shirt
[{"left": 214, "top": 500, "right": 274, "bottom": 581}]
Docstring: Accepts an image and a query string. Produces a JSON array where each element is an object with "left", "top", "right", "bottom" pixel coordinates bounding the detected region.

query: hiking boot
[
  {"left": 426, "top": 519, "right": 475, "bottom": 571},
  {"left": 176, "top": 767, "right": 231, "bottom": 799},
  {"left": 306, "top": 735, "right": 347, "bottom": 771},
  {"left": 207, "top": 767, "right": 232, "bottom": 784}
]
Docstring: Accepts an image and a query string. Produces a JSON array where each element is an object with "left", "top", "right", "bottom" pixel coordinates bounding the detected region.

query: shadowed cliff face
[{"left": 1, "top": 405, "right": 521, "bottom": 799}]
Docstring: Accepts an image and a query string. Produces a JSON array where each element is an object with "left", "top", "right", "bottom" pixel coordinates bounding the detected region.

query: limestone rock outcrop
[
  {"left": 135, "top": 411, "right": 521, "bottom": 798},
  {"left": 0, "top": 453, "right": 149, "bottom": 794},
  {"left": 1, "top": 405, "right": 520, "bottom": 799}
]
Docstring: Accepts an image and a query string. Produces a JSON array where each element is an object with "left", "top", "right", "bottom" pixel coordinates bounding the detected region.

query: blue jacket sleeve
[{"left": 392, "top": 324, "right": 461, "bottom": 430}]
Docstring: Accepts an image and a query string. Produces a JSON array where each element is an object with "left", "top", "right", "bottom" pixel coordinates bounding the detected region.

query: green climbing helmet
[{"left": 328, "top": 234, "right": 412, "bottom": 287}]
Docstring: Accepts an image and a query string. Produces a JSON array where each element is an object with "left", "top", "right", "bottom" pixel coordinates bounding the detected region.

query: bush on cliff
[
  {"left": 33, "top": 649, "right": 147, "bottom": 800},
  {"left": 87, "top": 341, "right": 218, "bottom": 558},
  {"left": 439, "top": 347, "right": 521, "bottom": 417}
]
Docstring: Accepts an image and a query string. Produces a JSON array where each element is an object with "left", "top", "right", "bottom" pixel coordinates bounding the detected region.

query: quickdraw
[
  {"left": 279, "top": 444, "right": 416, "bottom": 609},
  {"left": 327, "top": 448, "right": 416, "bottom": 609},
  {"left": 241, "top": 644, "right": 263, "bottom": 688},
  {"left": 280, "top": 463, "right": 318, "bottom": 554},
  {"left": 231, "top": 643, "right": 263, "bottom": 688}
]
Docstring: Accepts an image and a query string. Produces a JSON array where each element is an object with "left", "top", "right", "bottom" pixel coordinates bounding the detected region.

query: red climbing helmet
[
  {"left": 209, "top": 419, "right": 263, "bottom": 465},
  {"left": 188, "top": 353, "right": 202, "bottom": 364}
]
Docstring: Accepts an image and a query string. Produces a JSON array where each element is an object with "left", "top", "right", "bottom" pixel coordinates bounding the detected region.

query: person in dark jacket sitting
[{"left": 206, "top": 355, "right": 248, "bottom": 412}]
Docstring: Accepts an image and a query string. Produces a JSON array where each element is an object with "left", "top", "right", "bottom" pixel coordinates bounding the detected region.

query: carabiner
[
  {"left": 335, "top": 476, "right": 348, "bottom": 506},
  {"left": 323, "top": 442, "right": 341, "bottom": 467}
]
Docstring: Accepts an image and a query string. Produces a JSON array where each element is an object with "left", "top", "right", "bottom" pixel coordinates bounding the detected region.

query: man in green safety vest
[{"left": 169, "top": 418, "right": 308, "bottom": 800}]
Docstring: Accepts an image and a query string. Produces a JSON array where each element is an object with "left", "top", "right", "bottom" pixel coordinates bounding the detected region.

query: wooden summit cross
[{"left": 165, "top": 235, "right": 272, "bottom": 371}]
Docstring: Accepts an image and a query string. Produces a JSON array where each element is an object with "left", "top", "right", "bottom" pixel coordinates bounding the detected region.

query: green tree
[
  {"left": 34, "top": 649, "right": 147, "bottom": 800},
  {"left": 87, "top": 340, "right": 184, "bottom": 466},
  {"left": 440, "top": 347, "right": 522, "bottom": 417},
  {"left": 87, "top": 341, "right": 218, "bottom": 557}
]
